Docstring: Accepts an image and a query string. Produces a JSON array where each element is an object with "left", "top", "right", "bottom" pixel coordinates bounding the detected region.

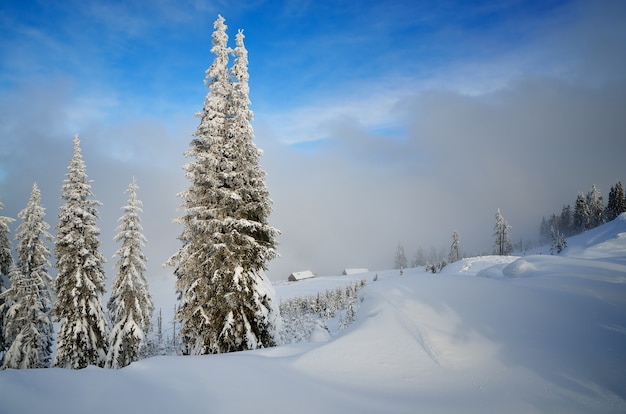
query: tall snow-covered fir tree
[
  {"left": 167, "top": 16, "right": 280, "bottom": 355},
  {"left": 106, "top": 179, "right": 153, "bottom": 368},
  {"left": 1, "top": 183, "right": 54, "bottom": 369},
  {"left": 53, "top": 135, "right": 109, "bottom": 369},
  {"left": 0, "top": 199, "right": 15, "bottom": 355},
  {"left": 493, "top": 208, "right": 512, "bottom": 256}
]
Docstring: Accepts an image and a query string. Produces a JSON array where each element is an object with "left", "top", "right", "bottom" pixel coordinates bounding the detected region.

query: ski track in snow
[{"left": 390, "top": 288, "right": 442, "bottom": 366}]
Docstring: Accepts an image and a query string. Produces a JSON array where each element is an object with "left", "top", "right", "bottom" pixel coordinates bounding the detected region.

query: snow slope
[{"left": 1, "top": 215, "right": 626, "bottom": 413}]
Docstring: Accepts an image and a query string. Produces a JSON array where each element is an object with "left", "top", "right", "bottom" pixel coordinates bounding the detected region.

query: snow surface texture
[{"left": 1, "top": 215, "right": 626, "bottom": 413}]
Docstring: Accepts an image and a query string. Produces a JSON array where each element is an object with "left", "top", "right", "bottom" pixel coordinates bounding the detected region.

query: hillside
[{"left": 1, "top": 215, "right": 625, "bottom": 413}]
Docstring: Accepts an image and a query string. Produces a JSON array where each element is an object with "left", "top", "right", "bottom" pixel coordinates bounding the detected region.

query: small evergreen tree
[
  {"left": 0, "top": 200, "right": 13, "bottom": 279},
  {"left": 493, "top": 208, "right": 512, "bottom": 256},
  {"left": 156, "top": 308, "right": 163, "bottom": 349},
  {"left": 106, "top": 179, "right": 153, "bottom": 368},
  {"left": 547, "top": 213, "right": 560, "bottom": 239},
  {"left": 449, "top": 231, "right": 460, "bottom": 263},
  {"left": 586, "top": 185, "right": 604, "bottom": 228},
  {"left": 1, "top": 183, "right": 54, "bottom": 369},
  {"left": 411, "top": 246, "right": 426, "bottom": 267},
  {"left": 53, "top": 135, "right": 109, "bottom": 369},
  {"left": 574, "top": 193, "right": 590, "bottom": 232},
  {"left": 394, "top": 244, "right": 408, "bottom": 269},
  {"left": 606, "top": 180, "right": 626, "bottom": 221},
  {"left": 0, "top": 200, "right": 15, "bottom": 356},
  {"left": 550, "top": 225, "right": 567, "bottom": 255},
  {"left": 0, "top": 265, "right": 23, "bottom": 365},
  {"left": 279, "top": 280, "right": 365, "bottom": 344},
  {"left": 539, "top": 216, "right": 550, "bottom": 245},
  {"left": 1, "top": 266, "right": 54, "bottom": 370},
  {"left": 167, "top": 16, "right": 280, "bottom": 355},
  {"left": 559, "top": 204, "right": 574, "bottom": 237}
]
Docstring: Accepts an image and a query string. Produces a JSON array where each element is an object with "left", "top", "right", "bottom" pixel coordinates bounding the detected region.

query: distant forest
[
  {"left": 539, "top": 180, "right": 626, "bottom": 245},
  {"left": 395, "top": 180, "right": 626, "bottom": 272}
]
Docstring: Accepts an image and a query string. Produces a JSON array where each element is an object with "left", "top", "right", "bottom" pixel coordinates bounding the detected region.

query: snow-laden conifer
[
  {"left": 587, "top": 185, "right": 604, "bottom": 228},
  {"left": 394, "top": 244, "right": 407, "bottom": 269},
  {"left": 168, "top": 16, "right": 280, "bottom": 354},
  {"left": 1, "top": 183, "right": 54, "bottom": 369},
  {"left": 560, "top": 204, "right": 574, "bottom": 237},
  {"left": 106, "top": 179, "right": 153, "bottom": 368},
  {"left": 0, "top": 199, "right": 15, "bottom": 356},
  {"left": 449, "top": 231, "right": 460, "bottom": 263},
  {"left": 0, "top": 200, "right": 13, "bottom": 280},
  {"left": 606, "top": 181, "right": 626, "bottom": 221},
  {"left": 493, "top": 208, "right": 512, "bottom": 256},
  {"left": 53, "top": 135, "right": 109, "bottom": 369},
  {"left": 574, "top": 193, "right": 590, "bottom": 232},
  {"left": 550, "top": 225, "right": 567, "bottom": 255},
  {"left": 411, "top": 247, "right": 426, "bottom": 267}
]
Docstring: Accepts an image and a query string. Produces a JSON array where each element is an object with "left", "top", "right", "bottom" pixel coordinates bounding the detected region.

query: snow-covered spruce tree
[
  {"left": 493, "top": 208, "right": 512, "bottom": 256},
  {"left": 606, "top": 180, "right": 626, "bottom": 221},
  {"left": 560, "top": 204, "right": 574, "bottom": 237},
  {"left": 0, "top": 200, "right": 13, "bottom": 281},
  {"left": 0, "top": 199, "right": 15, "bottom": 356},
  {"left": 586, "top": 185, "right": 604, "bottom": 228},
  {"left": 106, "top": 179, "right": 153, "bottom": 368},
  {"left": 539, "top": 216, "right": 550, "bottom": 245},
  {"left": 1, "top": 183, "right": 54, "bottom": 369},
  {"left": 411, "top": 246, "right": 426, "bottom": 267},
  {"left": 550, "top": 225, "right": 567, "bottom": 255},
  {"left": 167, "top": 16, "right": 279, "bottom": 355},
  {"left": 53, "top": 135, "right": 109, "bottom": 369},
  {"left": 574, "top": 193, "right": 590, "bottom": 233},
  {"left": 394, "top": 244, "right": 407, "bottom": 269},
  {"left": 449, "top": 231, "right": 460, "bottom": 263}
]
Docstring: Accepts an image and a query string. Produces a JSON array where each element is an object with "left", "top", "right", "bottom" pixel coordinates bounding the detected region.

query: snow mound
[
  {"left": 563, "top": 213, "right": 626, "bottom": 260},
  {"left": 445, "top": 255, "right": 516, "bottom": 276},
  {"left": 309, "top": 321, "right": 332, "bottom": 342},
  {"left": 502, "top": 258, "right": 538, "bottom": 277},
  {"left": 499, "top": 254, "right": 626, "bottom": 284}
]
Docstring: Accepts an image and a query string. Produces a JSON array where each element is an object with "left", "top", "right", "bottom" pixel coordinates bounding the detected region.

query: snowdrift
[{"left": 1, "top": 216, "right": 626, "bottom": 413}]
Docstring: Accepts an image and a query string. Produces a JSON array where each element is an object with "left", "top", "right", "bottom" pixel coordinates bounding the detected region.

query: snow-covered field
[{"left": 1, "top": 215, "right": 626, "bottom": 413}]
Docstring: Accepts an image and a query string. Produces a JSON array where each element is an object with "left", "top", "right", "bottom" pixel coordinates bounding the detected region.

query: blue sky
[{"left": 1, "top": 0, "right": 625, "bottom": 286}]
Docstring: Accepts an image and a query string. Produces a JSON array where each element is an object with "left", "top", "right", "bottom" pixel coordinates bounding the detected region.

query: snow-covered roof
[
  {"left": 288, "top": 271, "right": 316, "bottom": 282},
  {"left": 342, "top": 268, "right": 368, "bottom": 275}
]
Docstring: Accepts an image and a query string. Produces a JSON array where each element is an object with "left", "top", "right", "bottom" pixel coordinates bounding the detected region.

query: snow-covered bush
[{"left": 279, "top": 279, "right": 366, "bottom": 344}]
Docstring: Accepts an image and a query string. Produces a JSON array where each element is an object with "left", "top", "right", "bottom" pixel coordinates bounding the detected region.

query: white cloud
[{"left": 254, "top": 0, "right": 626, "bottom": 278}]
